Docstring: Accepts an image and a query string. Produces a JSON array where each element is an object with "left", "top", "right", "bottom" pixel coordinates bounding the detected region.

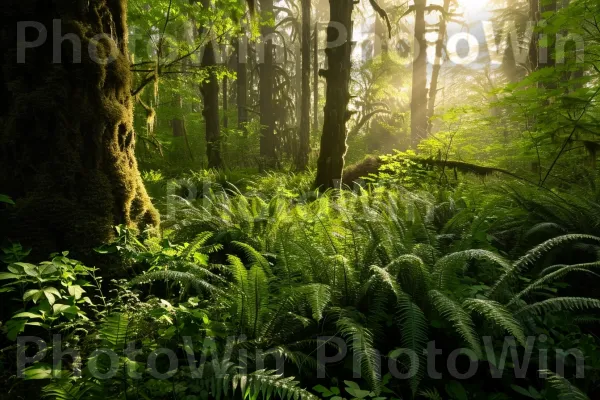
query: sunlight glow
[{"left": 456, "top": 0, "right": 492, "bottom": 20}]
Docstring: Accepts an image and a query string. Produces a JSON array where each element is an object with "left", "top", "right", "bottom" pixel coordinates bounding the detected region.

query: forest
[{"left": 1, "top": 0, "right": 600, "bottom": 399}]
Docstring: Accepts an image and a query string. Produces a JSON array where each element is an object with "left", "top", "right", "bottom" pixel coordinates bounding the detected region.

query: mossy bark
[
  {"left": 314, "top": 0, "right": 354, "bottom": 190},
  {"left": 0, "top": 0, "right": 159, "bottom": 258},
  {"left": 295, "top": 0, "right": 311, "bottom": 171}
]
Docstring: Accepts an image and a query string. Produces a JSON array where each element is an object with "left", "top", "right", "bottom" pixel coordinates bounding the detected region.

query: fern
[
  {"left": 515, "top": 297, "right": 600, "bottom": 316},
  {"left": 540, "top": 370, "right": 590, "bottom": 400},
  {"left": 130, "top": 269, "right": 224, "bottom": 295},
  {"left": 433, "top": 249, "right": 510, "bottom": 290},
  {"left": 395, "top": 295, "right": 429, "bottom": 395},
  {"left": 100, "top": 312, "right": 130, "bottom": 349},
  {"left": 463, "top": 298, "right": 526, "bottom": 346},
  {"left": 508, "top": 261, "right": 600, "bottom": 307},
  {"left": 336, "top": 314, "right": 382, "bottom": 394},
  {"left": 429, "top": 290, "right": 482, "bottom": 358},
  {"left": 489, "top": 234, "right": 600, "bottom": 297}
]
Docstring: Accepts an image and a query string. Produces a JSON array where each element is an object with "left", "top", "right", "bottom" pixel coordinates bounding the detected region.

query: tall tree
[
  {"left": 236, "top": 29, "right": 249, "bottom": 132},
  {"left": 259, "top": 0, "right": 276, "bottom": 169},
  {"left": 426, "top": 0, "right": 452, "bottom": 135},
  {"left": 200, "top": 0, "right": 223, "bottom": 168},
  {"left": 296, "top": 0, "right": 311, "bottom": 170},
  {"left": 314, "top": 0, "right": 355, "bottom": 189},
  {"left": 0, "top": 0, "right": 159, "bottom": 256},
  {"left": 411, "top": 0, "right": 428, "bottom": 147},
  {"left": 313, "top": 22, "right": 320, "bottom": 135}
]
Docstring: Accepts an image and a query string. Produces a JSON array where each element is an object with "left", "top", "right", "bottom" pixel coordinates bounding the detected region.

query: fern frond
[
  {"left": 429, "top": 290, "right": 482, "bottom": 358},
  {"left": 233, "top": 241, "right": 273, "bottom": 277},
  {"left": 337, "top": 315, "right": 381, "bottom": 394},
  {"left": 489, "top": 234, "right": 600, "bottom": 297},
  {"left": 508, "top": 261, "right": 600, "bottom": 307},
  {"left": 540, "top": 370, "right": 590, "bottom": 400},
  {"left": 100, "top": 313, "right": 130, "bottom": 350},
  {"left": 516, "top": 297, "right": 600, "bottom": 316},
  {"left": 395, "top": 295, "right": 428, "bottom": 395},
  {"left": 418, "top": 388, "right": 443, "bottom": 400},
  {"left": 181, "top": 232, "right": 213, "bottom": 259},
  {"left": 463, "top": 299, "right": 526, "bottom": 346},
  {"left": 130, "top": 270, "right": 223, "bottom": 295},
  {"left": 433, "top": 250, "right": 509, "bottom": 290},
  {"left": 248, "top": 265, "right": 270, "bottom": 338}
]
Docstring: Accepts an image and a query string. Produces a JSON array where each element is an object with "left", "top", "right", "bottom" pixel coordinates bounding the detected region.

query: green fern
[
  {"left": 462, "top": 298, "right": 526, "bottom": 346},
  {"left": 516, "top": 297, "right": 600, "bottom": 316},
  {"left": 429, "top": 290, "right": 482, "bottom": 358},
  {"left": 540, "top": 370, "right": 590, "bottom": 400},
  {"left": 489, "top": 234, "right": 600, "bottom": 297}
]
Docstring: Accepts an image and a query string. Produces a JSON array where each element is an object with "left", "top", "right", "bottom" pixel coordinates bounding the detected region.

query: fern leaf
[
  {"left": 429, "top": 290, "right": 482, "bottom": 358},
  {"left": 463, "top": 298, "right": 526, "bottom": 346},
  {"left": 516, "top": 297, "right": 600, "bottom": 316}
]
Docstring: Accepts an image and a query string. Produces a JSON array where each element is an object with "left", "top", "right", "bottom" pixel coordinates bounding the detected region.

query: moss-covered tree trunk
[
  {"left": 259, "top": 0, "right": 276, "bottom": 169},
  {"left": 313, "top": 23, "right": 320, "bottom": 136},
  {"left": 200, "top": 0, "right": 223, "bottom": 169},
  {"left": 295, "top": 0, "right": 311, "bottom": 171},
  {"left": 411, "top": 0, "right": 428, "bottom": 147},
  {"left": 0, "top": 0, "right": 159, "bottom": 257},
  {"left": 314, "top": 0, "right": 354, "bottom": 190}
]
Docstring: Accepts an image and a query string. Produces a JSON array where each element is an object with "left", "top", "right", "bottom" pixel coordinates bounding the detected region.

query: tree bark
[
  {"left": 411, "top": 0, "right": 428, "bottom": 147},
  {"left": 200, "top": 0, "right": 223, "bottom": 169},
  {"left": 236, "top": 33, "right": 248, "bottom": 132},
  {"left": 259, "top": 0, "right": 276, "bottom": 169},
  {"left": 313, "top": 23, "right": 320, "bottom": 137},
  {"left": 223, "top": 76, "right": 229, "bottom": 129},
  {"left": 0, "top": 0, "right": 159, "bottom": 257},
  {"left": 426, "top": 0, "right": 451, "bottom": 135},
  {"left": 314, "top": 0, "right": 354, "bottom": 190},
  {"left": 529, "top": 0, "right": 540, "bottom": 71},
  {"left": 296, "top": 0, "right": 311, "bottom": 170}
]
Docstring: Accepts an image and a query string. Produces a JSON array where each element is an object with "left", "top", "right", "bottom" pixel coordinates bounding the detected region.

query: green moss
[{"left": 0, "top": 0, "right": 159, "bottom": 262}]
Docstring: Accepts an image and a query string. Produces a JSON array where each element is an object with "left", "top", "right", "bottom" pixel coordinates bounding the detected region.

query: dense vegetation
[{"left": 1, "top": 0, "right": 600, "bottom": 399}]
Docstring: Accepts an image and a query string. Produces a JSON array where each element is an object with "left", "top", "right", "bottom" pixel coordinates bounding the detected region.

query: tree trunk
[
  {"left": 259, "top": 0, "right": 276, "bottom": 169},
  {"left": 296, "top": 0, "right": 311, "bottom": 170},
  {"left": 200, "top": 0, "right": 223, "bottom": 169},
  {"left": 223, "top": 76, "right": 229, "bottom": 129},
  {"left": 411, "top": 0, "right": 428, "bottom": 147},
  {"left": 529, "top": 0, "right": 540, "bottom": 71},
  {"left": 426, "top": 0, "right": 451, "bottom": 135},
  {"left": 0, "top": 0, "right": 159, "bottom": 257},
  {"left": 237, "top": 33, "right": 248, "bottom": 132},
  {"left": 313, "top": 23, "right": 320, "bottom": 137},
  {"left": 314, "top": 0, "right": 354, "bottom": 190}
]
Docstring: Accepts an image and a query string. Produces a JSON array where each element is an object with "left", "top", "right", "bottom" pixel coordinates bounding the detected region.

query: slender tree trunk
[
  {"left": 313, "top": 23, "right": 320, "bottom": 135},
  {"left": 426, "top": 0, "right": 451, "bottom": 135},
  {"left": 411, "top": 0, "right": 428, "bottom": 147},
  {"left": 529, "top": 0, "right": 540, "bottom": 71},
  {"left": 223, "top": 76, "right": 229, "bottom": 129},
  {"left": 0, "top": 0, "right": 159, "bottom": 257},
  {"left": 236, "top": 33, "right": 248, "bottom": 132},
  {"left": 296, "top": 0, "right": 311, "bottom": 170},
  {"left": 259, "top": 0, "right": 276, "bottom": 169},
  {"left": 200, "top": 0, "right": 223, "bottom": 169},
  {"left": 314, "top": 0, "right": 354, "bottom": 189}
]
